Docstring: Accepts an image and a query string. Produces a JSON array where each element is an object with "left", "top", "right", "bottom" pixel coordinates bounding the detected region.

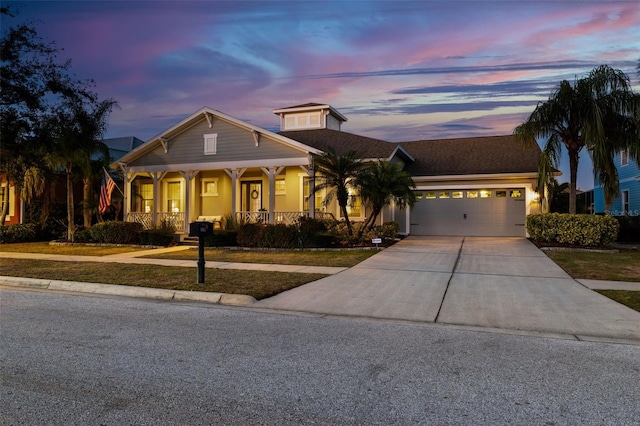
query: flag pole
[{"left": 103, "top": 167, "right": 124, "bottom": 197}]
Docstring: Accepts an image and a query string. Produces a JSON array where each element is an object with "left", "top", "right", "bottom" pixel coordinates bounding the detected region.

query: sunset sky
[{"left": 3, "top": 1, "right": 639, "bottom": 190}]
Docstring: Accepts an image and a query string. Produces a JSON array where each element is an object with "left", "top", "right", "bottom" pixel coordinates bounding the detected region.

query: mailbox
[{"left": 189, "top": 221, "right": 213, "bottom": 237}]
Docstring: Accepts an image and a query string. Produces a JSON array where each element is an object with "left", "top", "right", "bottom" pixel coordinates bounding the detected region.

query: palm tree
[
  {"left": 514, "top": 65, "right": 639, "bottom": 214},
  {"left": 356, "top": 160, "right": 416, "bottom": 238},
  {"left": 47, "top": 98, "right": 116, "bottom": 241},
  {"left": 312, "top": 147, "right": 365, "bottom": 237}
]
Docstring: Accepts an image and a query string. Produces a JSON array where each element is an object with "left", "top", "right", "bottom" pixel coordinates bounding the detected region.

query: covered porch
[{"left": 119, "top": 161, "right": 325, "bottom": 233}]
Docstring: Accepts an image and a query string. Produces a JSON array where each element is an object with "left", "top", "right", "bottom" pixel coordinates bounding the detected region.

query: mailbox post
[{"left": 189, "top": 221, "right": 213, "bottom": 284}]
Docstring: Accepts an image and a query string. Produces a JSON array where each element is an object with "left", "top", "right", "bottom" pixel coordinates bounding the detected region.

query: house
[
  {"left": 594, "top": 148, "right": 640, "bottom": 216},
  {"left": 0, "top": 173, "right": 21, "bottom": 225},
  {"left": 113, "top": 103, "right": 544, "bottom": 237}
]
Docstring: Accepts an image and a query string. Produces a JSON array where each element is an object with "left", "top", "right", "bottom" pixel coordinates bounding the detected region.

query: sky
[{"left": 3, "top": 0, "right": 639, "bottom": 190}]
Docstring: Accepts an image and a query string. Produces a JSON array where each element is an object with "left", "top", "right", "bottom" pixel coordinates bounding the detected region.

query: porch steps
[{"left": 180, "top": 236, "right": 199, "bottom": 246}]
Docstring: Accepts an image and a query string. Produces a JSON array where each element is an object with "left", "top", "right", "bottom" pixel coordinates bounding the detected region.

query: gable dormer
[{"left": 273, "top": 103, "right": 347, "bottom": 131}]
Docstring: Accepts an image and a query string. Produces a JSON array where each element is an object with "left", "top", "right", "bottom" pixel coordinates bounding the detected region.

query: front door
[{"left": 241, "top": 181, "right": 262, "bottom": 211}]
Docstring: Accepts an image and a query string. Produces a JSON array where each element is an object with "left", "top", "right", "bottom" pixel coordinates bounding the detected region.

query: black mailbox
[{"left": 189, "top": 221, "right": 213, "bottom": 237}]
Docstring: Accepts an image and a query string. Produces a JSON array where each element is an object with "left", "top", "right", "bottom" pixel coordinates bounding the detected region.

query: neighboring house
[
  {"left": 0, "top": 173, "right": 21, "bottom": 225},
  {"left": 113, "top": 103, "right": 544, "bottom": 237},
  {"left": 594, "top": 148, "right": 640, "bottom": 216},
  {"left": 0, "top": 137, "right": 143, "bottom": 226}
]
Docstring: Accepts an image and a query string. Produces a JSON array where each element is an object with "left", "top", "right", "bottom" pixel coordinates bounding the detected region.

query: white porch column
[
  {"left": 118, "top": 163, "right": 132, "bottom": 221},
  {"left": 261, "top": 166, "right": 284, "bottom": 224},
  {"left": 150, "top": 171, "right": 167, "bottom": 227},
  {"left": 224, "top": 168, "right": 246, "bottom": 216},
  {"left": 179, "top": 170, "right": 200, "bottom": 233}
]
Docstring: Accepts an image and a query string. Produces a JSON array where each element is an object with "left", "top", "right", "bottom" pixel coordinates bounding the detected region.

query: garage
[{"left": 410, "top": 188, "right": 526, "bottom": 237}]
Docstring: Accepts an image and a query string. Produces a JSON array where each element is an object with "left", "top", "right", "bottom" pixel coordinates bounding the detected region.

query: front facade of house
[
  {"left": 594, "top": 148, "right": 640, "bottom": 216},
  {"left": 113, "top": 104, "right": 544, "bottom": 237}
]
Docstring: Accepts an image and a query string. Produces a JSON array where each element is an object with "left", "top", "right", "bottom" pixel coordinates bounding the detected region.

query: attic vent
[{"left": 204, "top": 133, "right": 217, "bottom": 155}]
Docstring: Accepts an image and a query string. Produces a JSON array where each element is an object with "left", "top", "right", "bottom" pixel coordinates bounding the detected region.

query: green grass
[
  {"left": 544, "top": 249, "right": 640, "bottom": 282},
  {"left": 595, "top": 290, "right": 640, "bottom": 313},
  {"left": 0, "top": 242, "right": 145, "bottom": 256},
  {"left": 0, "top": 258, "right": 327, "bottom": 300},
  {"left": 143, "top": 248, "right": 378, "bottom": 267}
]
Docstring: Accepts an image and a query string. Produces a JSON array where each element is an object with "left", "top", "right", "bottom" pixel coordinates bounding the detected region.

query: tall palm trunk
[
  {"left": 568, "top": 148, "right": 579, "bottom": 214},
  {"left": 83, "top": 177, "right": 92, "bottom": 228},
  {"left": 0, "top": 184, "right": 9, "bottom": 226},
  {"left": 66, "top": 166, "right": 75, "bottom": 241}
]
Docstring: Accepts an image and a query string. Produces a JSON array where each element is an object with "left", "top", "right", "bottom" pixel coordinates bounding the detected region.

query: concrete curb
[{"left": 0, "top": 276, "right": 257, "bottom": 307}]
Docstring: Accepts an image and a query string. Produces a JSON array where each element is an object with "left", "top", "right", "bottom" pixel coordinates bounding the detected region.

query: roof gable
[{"left": 114, "top": 107, "right": 322, "bottom": 166}]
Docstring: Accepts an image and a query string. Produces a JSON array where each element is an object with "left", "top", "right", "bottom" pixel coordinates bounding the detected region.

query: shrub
[
  {"left": 0, "top": 223, "right": 37, "bottom": 243},
  {"left": 140, "top": 229, "right": 175, "bottom": 246},
  {"left": 264, "top": 224, "right": 299, "bottom": 248},
  {"left": 236, "top": 223, "right": 265, "bottom": 247},
  {"left": 74, "top": 227, "right": 94, "bottom": 243},
  {"left": 204, "top": 230, "right": 238, "bottom": 247},
  {"left": 90, "top": 221, "right": 144, "bottom": 244},
  {"left": 298, "top": 216, "right": 333, "bottom": 247},
  {"left": 615, "top": 216, "right": 640, "bottom": 243},
  {"left": 527, "top": 213, "right": 619, "bottom": 247}
]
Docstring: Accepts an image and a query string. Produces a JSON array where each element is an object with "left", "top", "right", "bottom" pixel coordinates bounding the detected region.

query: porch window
[
  {"left": 275, "top": 179, "right": 286, "bottom": 195},
  {"left": 167, "top": 182, "right": 181, "bottom": 212},
  {"left": 140, "top": 183, "right": 153, "bottom": 213},
  {"left": 303, "top": 177, "right": 325, "bottom": 212},
  {"left": 201, "top": 178, "right": 219, "bottom": 196}
]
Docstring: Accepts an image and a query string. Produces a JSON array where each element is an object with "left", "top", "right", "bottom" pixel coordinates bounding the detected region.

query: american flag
[{"left": 99, "top": 169, "right": 116, "bottom": 213}]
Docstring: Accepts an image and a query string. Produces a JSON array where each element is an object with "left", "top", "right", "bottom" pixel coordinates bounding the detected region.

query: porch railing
[
  {"left": 236, "top": 211, "right": 311, "bottom": 225},
  {"left": 159, "top": 212, "right": 186, "bottom": 231},
  {"left": 127, "top": 211, "right": 185, "bottom": 231},
  {"left": 127, "top": 212, "right": 153, "bottom": 229}
]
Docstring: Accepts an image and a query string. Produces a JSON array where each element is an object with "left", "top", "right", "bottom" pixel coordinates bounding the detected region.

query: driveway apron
[{"left": 256, "top": 236, "right": 640, "bottom": 340}]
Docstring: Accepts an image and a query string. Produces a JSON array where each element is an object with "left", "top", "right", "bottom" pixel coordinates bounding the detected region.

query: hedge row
[
  {"left": 527, "top": 213, "right": 619, "bottom": 246},
  {"left": 615, "top": 216, "right": 640, "bottom": 243},
  {"left": 0, "top": 224, "right": 37, "bottom": 243}
]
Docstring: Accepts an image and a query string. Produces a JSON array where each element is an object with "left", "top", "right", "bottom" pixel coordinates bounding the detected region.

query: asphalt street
[{"left": 2, "top": 288, "right": 639, "bottom": 425}]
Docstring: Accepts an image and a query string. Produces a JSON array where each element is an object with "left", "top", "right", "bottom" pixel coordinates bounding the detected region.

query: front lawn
[
  {"left": 0, "top": 242, "right": 145, "bottom": 256},
  {"left": 142, "top": 248, "right": 378, "bottom": 267},
  {"left": 595, "top": 290, "right": 640, "bottom": 313},
  {"left": 0, "top": 258, "right": 327, "bottom": 300},
  {"left": 543, "top": 249, "right": 640, "bottom": 282}
]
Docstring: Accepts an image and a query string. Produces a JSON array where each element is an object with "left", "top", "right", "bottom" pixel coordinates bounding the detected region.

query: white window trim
[
  {"left": 275, "top": 178, "right": 286, "bottom": 195},
  {"left": 622, "top": 190, "right": 630, "bottom": 213},
  {"left": 204, "top": 133, "right": 217, "bottom": 155},
  {"left": 621, "top": 148, "right": 629, "bottom": 166},
  {"left": 299, "top": 173, "right": 326, "bottom": 212},
  {"left": 0, "top": 183, "right": 15, "bottom": 218},
  {"left": 164, "top": 179, "right": 183, "bottom": 212},
  {"left": 201, "top": 178, "right": 219, "bottom": 197}
]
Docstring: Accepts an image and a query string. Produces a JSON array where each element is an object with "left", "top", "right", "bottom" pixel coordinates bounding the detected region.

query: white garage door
[{"left": 410, "top": 188, "right": 526, "bottom": 237}]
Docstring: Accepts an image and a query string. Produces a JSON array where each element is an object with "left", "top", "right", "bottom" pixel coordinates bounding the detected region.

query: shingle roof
[
  {"left": 399, "top": 135, "right": 541, "bottom": 176},
  {"left": 279, "top": 129, "right": 397, "bottom": 159},
  {"left": 102, "top": 136, "right": 145, "bottom": 162},
  {"left": 103, "top": 136, "right": 145, "bottom": 152}
]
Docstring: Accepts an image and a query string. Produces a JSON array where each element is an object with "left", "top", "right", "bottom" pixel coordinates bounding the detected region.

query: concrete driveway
[{"left": 256, "top": 236, "right": 640, "bottom": 341}]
